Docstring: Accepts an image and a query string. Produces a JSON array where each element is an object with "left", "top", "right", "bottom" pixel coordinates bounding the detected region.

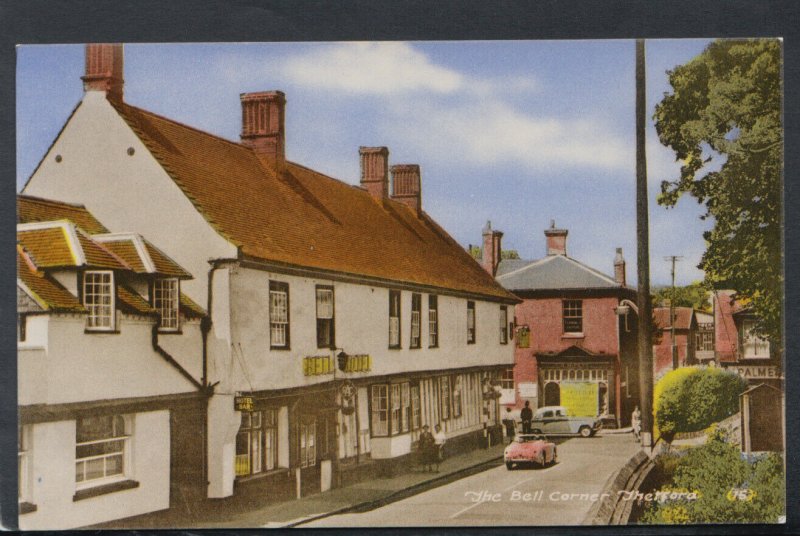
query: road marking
[{"left": 449, "top": 463, "right": 562, "bottom": 519}]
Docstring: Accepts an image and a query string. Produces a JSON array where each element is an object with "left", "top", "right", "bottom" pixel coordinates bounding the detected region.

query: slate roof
[
  {"left": 653, "top": 307, "right": 695, "bottom": 330},
  {"left": 110, "top": 100, "right": 517, "bottom": 302},
  {"left": 18, "top": 195, "right": 109, "bottom": 234},
  {"left": 496, "top": 254, "right": 624, "bottom": 292}
]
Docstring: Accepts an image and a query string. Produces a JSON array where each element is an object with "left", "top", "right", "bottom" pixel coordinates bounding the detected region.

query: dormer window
[
  {"left": 153, "top": 278, "right": 180, "bottom": 331},
  {"left": 83, "top": 271, "right": 115, "bottom": 331}
]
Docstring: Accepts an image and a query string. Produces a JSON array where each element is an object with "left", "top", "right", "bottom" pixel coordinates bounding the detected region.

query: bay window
[
  {"left": 370, "top": 381, "right": 413, "bottom": 437},
  {"left": 235, "top": 409, "right": 279, "bottom": 477},
  {"left": 83, "top": 270, "right": 115, "bottom": 330}
]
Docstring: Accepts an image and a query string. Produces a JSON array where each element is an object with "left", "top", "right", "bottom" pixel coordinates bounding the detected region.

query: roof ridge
[
  {"left": 117, "top": 100, "right": 249, "bottom": 152},
  {"left": 496, "top": 255, "right": 556, "bottom": 280},
  {"left": 561, "top": 255, "right": 620, "bottom": 286},
  {"left": 74, "top": 227, "right": 132, "bottom": 270}
]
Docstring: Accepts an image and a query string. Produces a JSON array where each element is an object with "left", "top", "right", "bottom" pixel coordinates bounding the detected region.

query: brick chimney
[
  {"left": 81, "top": 43, "right": 124, "bottom": 102},
  {"left": 240, "top": 91, "right": 286, "bottom": 163},
  {"left": 390, "top": 164, "right": 421, "bottom": 213},
  {"left": 482, "top": 221, "right": 503, "bottom": 276},
  {"left": 360, "top": 147, "right": 389, "bottom": 199},
  {"left": 614, "top": 247, "right": 626, "bottom": 286},
  {"left": 544, "top": 220, "right": 568, "bottom": 256}
]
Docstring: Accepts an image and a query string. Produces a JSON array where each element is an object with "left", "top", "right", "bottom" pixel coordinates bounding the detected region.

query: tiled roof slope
[
  {"left": 653, "top": 307, "right": 695, "bottom": 330},
  {"left": 496, "top": 255, "right": 623, "bottom": 291},
  {"left": 17, "top": 224, "right": 130, "bottom": 270},
  {"left": 95, "top": 235, "right": 191, "bottom": 278},
  {"left": 18, "top": 195, "right": 109, "bottom": 234},
  {"left": 111, "top": 101, "right": 516, "bottom": 302},
  {"left": 17, "top": 246, "right": 85, "bottom": 312}
]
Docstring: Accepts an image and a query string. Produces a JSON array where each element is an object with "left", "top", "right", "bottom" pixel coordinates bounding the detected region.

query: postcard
[{"left": 15, "top": 39, "right": 785, "bottom": 529}]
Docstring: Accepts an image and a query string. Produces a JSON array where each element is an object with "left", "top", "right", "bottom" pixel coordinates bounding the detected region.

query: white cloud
[{"left": 282, "top": 42, "right": 464, "bottom": 95}]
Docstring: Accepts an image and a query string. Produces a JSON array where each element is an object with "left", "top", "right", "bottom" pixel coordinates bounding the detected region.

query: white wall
[
  {"left": 22, "top": 92, "right": 238, "bottom": 304},
  {"left": 225, "top": 266, "right": 515, "bottom": 393},
  {"left": 19, "top": 410, "right": 171, "bottom": 530},
  {"left": 18, "top": 313, "right": 198, "bottom": 407}
]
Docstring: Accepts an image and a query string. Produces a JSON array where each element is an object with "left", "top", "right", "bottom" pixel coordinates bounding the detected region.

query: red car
[{"left": 504, "top": 434, "right": 557, "bottom": 469}]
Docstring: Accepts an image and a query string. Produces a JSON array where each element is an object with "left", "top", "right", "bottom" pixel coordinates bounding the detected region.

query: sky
[{"left": 16, "top": 39, "right": 716, "bottom": 286}]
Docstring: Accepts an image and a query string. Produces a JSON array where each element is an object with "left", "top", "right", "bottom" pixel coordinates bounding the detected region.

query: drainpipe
[{"left": 151, "top": 324, "right": 204, "bottom": 390}]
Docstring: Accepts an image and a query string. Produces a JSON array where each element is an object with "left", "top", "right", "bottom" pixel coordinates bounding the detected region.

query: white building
[
  {"left": 16, "top": 195, "right": 207, "bottom": 529},
  {"left": 22, "top": 43, "right": 518, "bottom": 507}
]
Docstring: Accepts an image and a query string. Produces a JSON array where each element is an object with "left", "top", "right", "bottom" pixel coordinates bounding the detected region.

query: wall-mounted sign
[
  {"left": 518, "top": 382, "right": 538, "bottom": 398},
  {"left": 561, "top": 381, "right": 598, "bottom": 417},
  {"left": 729, "top": 365, "right": 782, "bottom": 380},
  {"left": 234, "top": 396, "right": 254, "bottom": 412},
  {"left": 342, "top": 354, "right": 372, "bottom": 373},
  {"left": 303, "top": 355, "right": 334, "bottom": 376}
]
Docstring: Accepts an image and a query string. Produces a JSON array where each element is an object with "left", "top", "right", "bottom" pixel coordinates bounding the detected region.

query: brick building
[{"left": 482, "top": 221, "right": 639, "bottom": 428}]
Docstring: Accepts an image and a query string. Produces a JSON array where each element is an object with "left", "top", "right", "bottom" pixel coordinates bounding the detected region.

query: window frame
[
  {"left": 153, "top": 277, "right": 180, "bottom": 332},
  {"left": 451, "top": 375, "right": 462, "bottom": 418},
  {"left": 740, "top": 319, "right": 770, "bottom": 359},
  {"left": 439, "top": 376, "right": 451, "bottom": 420},
  {"left": 501, "top": 367, "right": 515, "bottom": 390},
  {"left": 410, "top": 293, "right": 422, "bottom": 349},
  {"left": 315, "top": 285, "right": 335, "bottom": 349},
  {"left": 389, "top": 290, "right": 401, "bottom": 349},
  {"left": 410, "top": 383, "right": 421, "bottom": 430},
  {"left": 299, "top": 420, "right": 317, "bottom": 468},
  {"left": 75, "top": 414, "right": 130, "bottom": 490},
  {"left": 18, "top": 425, "right": 31, "bottom": 503},
  {"left": 428, "top": 295, "right": 438, "bottom": 348},
  {"left": 269, "top": 281, "right": 290, "bottom": 350},
  {"left": 467, "top": 301, "right": 476, "bottom": 344},
  {"left": 499, "top": 306, "right": 508, "bottom": 344},
  {"left": 370, "top": 381, "right": 412, "bottom": 437},
  {"left": 83, "top": 270, "right": 116, "bottom": 332},
  {"left": 562, "top": 299, "right": 583, "bottom": 334}
]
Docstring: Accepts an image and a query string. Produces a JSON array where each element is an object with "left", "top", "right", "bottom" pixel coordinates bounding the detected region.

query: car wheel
[
  {"left": 579, "top": 425, "right": 592, "bottom": 438},
  {"left": 506, "top": 462, "right": 514, "bottom": 470}
]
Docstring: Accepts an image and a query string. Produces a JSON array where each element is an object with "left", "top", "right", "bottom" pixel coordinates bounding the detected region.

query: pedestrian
[
  {"left": 631, "top": 405, "right": 642, "bottom": 441},
  {"left": 502, "top": 407, "right": 516, "bottom": 444},
  {"left": 433, "top": 424, "right": 447, "bottom": 472},
  {"left": 521, "top": 400, "right": 533, "bottom": 434},
  {"left": 418, "top": 425, "right": 435, "bottom": 472}
]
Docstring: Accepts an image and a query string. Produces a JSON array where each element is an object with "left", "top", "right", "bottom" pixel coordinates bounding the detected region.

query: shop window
[
  {"left": 389, "top": 290, "right": 401, "bottom": 348},
  {"left": 300, "top": 420, "right": 316, "bottom": 468},
  {"left": 501, "top": 368, "right": 514, "bottom": 390},
  {"left": 499, "top": 306, "right": 508, "bottom": 344},
  {"left": 428, "top": 295, "right": 438, "bottom": 347},
  {"left": 75, "top": 415, "right": 129, "bottom": 487},
  {"left": 316, "top": 286, "right": 335, "bottom": 349},
  {"left": 410, "top": 293, "right": 421, "bottom": 349},
  {"left": 153, "top": 278, "right": 180, "bottom": 331},
  {"left": 452, "top": 376, "right": 463, "bottom": 418},
  {"left": 411, "top": 384, "right": 421, "bottom": 430},
  {"left": 371, "top": 382, "right": 412, "bottom": 437},
  {"left": 563, "top": 300, "right": 583, "bottom": 333},
  {"left": 439, "top": 376, "right": 451, "bottom": 420},
  {"left": 83, "top": 271, "right": 115, "bottom": 331},
  {"left": 467, "top": 301, "right": 476, "bottom": 344},
  {"left": 269, "top": 281, "right": 290, "bottom": 349},
  {"left": 235, "top": 410, "right": 278, "bottom": 477}
]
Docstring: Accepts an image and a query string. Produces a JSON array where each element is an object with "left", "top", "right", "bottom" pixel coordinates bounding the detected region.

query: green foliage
[
  {"left": 653, "top": 281, "right": 710, "bottom": 311},
  {"left": 641, "top": 430, "right": 785, "bottom": 524},
  {"left": 654, "top": 367, "right": 746, "bottom": 440},
  {"left": 468, "top": 246, "right": 520, "bottom": 261},
  {"left": 501, "top": 249, "right": 521, "bottom": 260},
  {"left": 654, "top": 39, "right": 783, "bottom": 347}
]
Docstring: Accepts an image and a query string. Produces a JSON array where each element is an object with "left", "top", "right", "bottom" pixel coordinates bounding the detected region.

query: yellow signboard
[{"left": 560, "top": 381, "right": 598, "bottom": 417}]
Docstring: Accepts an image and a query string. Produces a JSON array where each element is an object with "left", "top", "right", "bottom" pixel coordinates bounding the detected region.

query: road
[{"left": 301, "top": 434, "right": 639, "bottom": 527}]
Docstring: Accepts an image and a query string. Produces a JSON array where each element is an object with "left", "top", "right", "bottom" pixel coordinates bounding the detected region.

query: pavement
[
  {"left": 95, "top": 441, "right": 509, "bottom": 529},
  {"left": 302, "top": 434, "right": 641, "bottom": 527}
]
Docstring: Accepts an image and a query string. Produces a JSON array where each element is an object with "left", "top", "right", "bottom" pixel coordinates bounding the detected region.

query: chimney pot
[
  {"left": 82, "top": 43, "right": 124, "bottom": 102},
  {"left": 360, "top": 146, "right": 389, "bottom": 199},
  {"left": 240, "top": 91, "right": 286, "bottom": 163},
  {"left": 614, "top": 247, "right": 626, "bottom": 286},
  {"left": 544, "top": 221, "right": 568, "bottom": 256},
  {"left": 390, "top": 164, "right": 422, "bottom": 213}
]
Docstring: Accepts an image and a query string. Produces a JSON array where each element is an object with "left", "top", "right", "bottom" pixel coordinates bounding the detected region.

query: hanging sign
[{"left": 234, "top": 396, "right": 254, "bottom": 412}]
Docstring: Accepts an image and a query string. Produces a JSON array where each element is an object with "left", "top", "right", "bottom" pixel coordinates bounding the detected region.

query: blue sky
[{"left": 17, "top": 39, "right": 715, "bottom": 286}]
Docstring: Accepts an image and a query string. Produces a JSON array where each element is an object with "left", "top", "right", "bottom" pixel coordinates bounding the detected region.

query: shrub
[{"left": 654, "top": 367, "right": 746, "bottom": 440}]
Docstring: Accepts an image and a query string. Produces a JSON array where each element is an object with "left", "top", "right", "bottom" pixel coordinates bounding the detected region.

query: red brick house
[
  {"left": 652, "top": 307, "right": 697, "bottom": 380},
  {"left": 483, "top": 222, "right": 639, "bottom": 427}
]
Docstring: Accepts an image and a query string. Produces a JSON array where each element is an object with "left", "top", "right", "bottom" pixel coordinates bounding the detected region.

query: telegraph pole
[
  {"left": 665, "top": 255, "right": 683, "bottom": 370},
  {"left": 635, "top": 39, "right": 654, "bottom": 452}
]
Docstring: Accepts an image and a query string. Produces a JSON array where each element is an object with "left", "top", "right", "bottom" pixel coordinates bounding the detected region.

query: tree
[
  {"left": 653, "top": 281, "right": 711, "bottom": 311},
  {"left": 468, "top": 246, "right": 521, "bottom": 261},
  {"left": 654, "top": 39, "right": 782, "bottom": 347}
]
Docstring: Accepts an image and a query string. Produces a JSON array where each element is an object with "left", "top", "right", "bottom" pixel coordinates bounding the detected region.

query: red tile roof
[
  {"left": 18, "top": 195, "right": 109, "bottom": 234},
  {"left": 118, "top": 284, "right": 156, "bottom": 316},
  {"left": 111, "top": 101, "right": 517, "bottom": 302},
  {"left": 17, "top": 246, "right": 85, "bottom": 312},
  {"left": 180, "top": 293, "right": 206, "bottom": 318},
  {"left": 653, "top": 307, "right": 695, "bottom": 330},
  {"left": 96, "top": 235, "right": 191, "bottom": 278}
]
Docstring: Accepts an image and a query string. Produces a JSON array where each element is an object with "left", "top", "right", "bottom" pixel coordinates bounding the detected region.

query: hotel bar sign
[
  {"left": 234, "top": 396, "right": 254, "bottom": 411},
  {"left": 730, "top": 365, "right": 782, "bottom": 380}
]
